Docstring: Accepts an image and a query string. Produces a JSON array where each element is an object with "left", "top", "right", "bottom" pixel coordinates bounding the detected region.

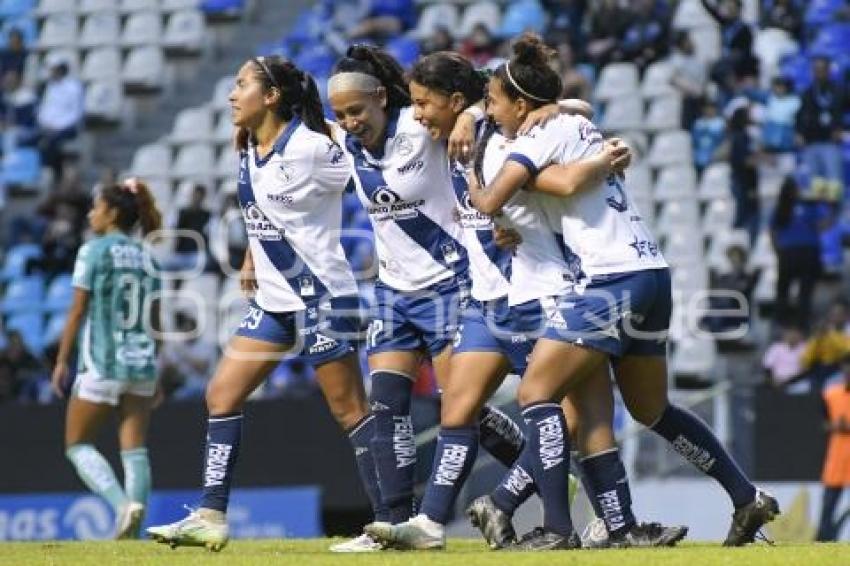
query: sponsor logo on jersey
[
  {"left": 629, "top": 236, "right": 660, "bottom": 258},
  {"left": 455, "top": 192, "right": 492, "bottom": 229},
  {"left": 267, "top": 192, "right": 294, "bottom": 206},
  {"left": 366, "top": 186, "right": 425, "bottom": 221},
  {"left": 396, "top": 159, "right": 424, "bottom": 175},
  {"left": 109, "top": 244, "right": 145, "bottom": 270},
  {"left": 243, "top": 203, "right": 283, "bottom": 241}
]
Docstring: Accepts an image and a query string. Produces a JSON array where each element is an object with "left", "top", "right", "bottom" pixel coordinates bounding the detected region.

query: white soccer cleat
[
  {"left": 146, "top": 508, "right": 229, "bottom": 552},
  {"left": 115, "top": 502, "right": 145, "bottom": 540},
  {"left": 581, "top": 517, "right": 609, "bottom": 548},
  {"left": 365, "top": 514, "right": 445, "bottom": 550},
  {"left": 329, "top": 528, "right": 387, "bottom": 553}
]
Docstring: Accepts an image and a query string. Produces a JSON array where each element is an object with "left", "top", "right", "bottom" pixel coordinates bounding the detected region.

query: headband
[
  {"left": 122, "top": 177, "right": 140, "bottom": 194},
  {"left": 327, "top": 72, "right": 382, "bottom": 97},
  {"left": 253, "top": 56, "right": 281, "bottom": 90},
  {"left": 504, "top": 62, "right": 553, "bottom": 103}
]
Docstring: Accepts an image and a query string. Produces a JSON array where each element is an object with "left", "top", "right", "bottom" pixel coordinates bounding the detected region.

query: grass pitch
[{"left": 0, "top": 539, "right": 847, "bottom": 566}]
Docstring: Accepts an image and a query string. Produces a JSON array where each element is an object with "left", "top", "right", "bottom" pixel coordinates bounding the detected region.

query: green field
[{"left": 0, "top": 539, "right": 847, "bottom": 566}]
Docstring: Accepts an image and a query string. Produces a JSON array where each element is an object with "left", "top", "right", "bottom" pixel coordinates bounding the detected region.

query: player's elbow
[{"left": 475, "top": 198, "right": 501, "bottom": 216}]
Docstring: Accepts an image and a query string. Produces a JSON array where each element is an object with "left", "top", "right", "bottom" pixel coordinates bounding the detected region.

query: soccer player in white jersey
[
  {"left": 362, "top": 51, "right": 623, "bottom": 551},
  {"left": 327, "top": 45, "right": 535, "bottom": 545},
  {"left": 146, "top": 56, "right": 384, "bottom": 553},
  {"left": 469, "top": 33, "right": 779, "bottom": 549},
  {"left": 52, "top": 179, "right": 162, "bottom": 539}
]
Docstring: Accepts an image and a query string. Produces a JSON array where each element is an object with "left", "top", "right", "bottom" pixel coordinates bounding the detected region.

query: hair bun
[{"left": 512, "top": 33, "right": 554, "bottom": 68}]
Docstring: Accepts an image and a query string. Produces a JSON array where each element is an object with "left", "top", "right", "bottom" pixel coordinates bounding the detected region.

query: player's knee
[
  {"left": 205, "top": 379, "right": 240, "bottom": 415},
  {"left": 440, "top": 391, "right": 479, "bottom": 428},
  {"left": 626, "top": 399, "right": 665, "bottom": 427},
  {"left": 516, "top": 379, "right": 552, "bottom": 407},
  {"left": 326, "top": 395, "right": 367, "bottom": 430}
]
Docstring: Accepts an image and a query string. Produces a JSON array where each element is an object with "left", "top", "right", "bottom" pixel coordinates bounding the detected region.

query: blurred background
[{"left": 0, "top": 0, "right": 848, "bottom": 544}]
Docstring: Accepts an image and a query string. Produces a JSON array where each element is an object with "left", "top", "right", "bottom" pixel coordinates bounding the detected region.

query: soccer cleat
[
  {"left": 147, "top": 508, "right": 229, "bottom": 552},
  {"left": 329, "top": 528, "right": 386, "bottom": 553},
  {"left": 466, "top": 495, "right": 517, "bottom": 549},
  {"left": 580, "top": 518, "right": 609, "bottom": 548},
  {"left": 607, "top": 521, "right": 689, "bottom": 548},
  {"left": 364, "top": 514, "right": 445, "bottom": 550},
  {"left": 507, "top": 527, "right": 582, "bottom": 551},
  {"left": 723, "top": 490, "right": 780, "bottom": 546},
  {"left": 115, "top": 502, "right": 145, "bottom": 540}
]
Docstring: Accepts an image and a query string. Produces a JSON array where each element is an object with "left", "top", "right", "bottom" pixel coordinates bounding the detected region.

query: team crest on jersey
[
  {"left": 276, "top": 161, "right": 296, "bottom": 184},
  {"left": 394, "top": 134, "right": 413, "bottom": 156},
  {"left": 367, "top": 185, "right": 424, "bottom": 221},
  {"left": 243, "top": 202, "right": 283, "bottom": 240}
]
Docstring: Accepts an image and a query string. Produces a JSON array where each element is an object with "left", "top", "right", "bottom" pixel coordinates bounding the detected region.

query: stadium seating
[
  {"left": 5, "top": 311, "right": 44, "bottom": 355},
  {"left": 43, "top": 273, "right": 73, "bottom": 313},
  {"left": 457, "top": 1, "right": 501, "bottom": 37},
  {"left": 415, "top": 3, "right": 460, "bottom": 39},
  {"left": 1, "top": 274, "right": 45, "bottom": 315},
  {"left": 594, "top": 62, "right": 639, "bottom": 101}
]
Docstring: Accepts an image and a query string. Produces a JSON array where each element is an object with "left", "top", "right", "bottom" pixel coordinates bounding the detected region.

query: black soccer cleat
[
  {"left": 723, "top": 490, "right": 780, "bottom": 546},
  {"left": 466, "top": 495, "right": 517, "bottom": 550},
  {"left": 607, "top": 521, "right": 689, "bottom": 548},
  {"left": 507, "top": 527, "right": 582, "bottom": 551}
]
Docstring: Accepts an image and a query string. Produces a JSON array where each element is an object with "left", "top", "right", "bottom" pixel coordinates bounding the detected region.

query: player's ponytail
[
  {"left": 333, "top": 45, "right": 411, "bottom": 109},
  {"left": 494, "top": 32, "right": 561, "bottom": 107},
  {"left": 410, "top": 52, "right": 486, "bottom": 108},
  {"left": 101, "top": 178, "right": 163, "bottom": 236},
  {"left": 245, "top": 56, "right": 332, "bottom": 143}
]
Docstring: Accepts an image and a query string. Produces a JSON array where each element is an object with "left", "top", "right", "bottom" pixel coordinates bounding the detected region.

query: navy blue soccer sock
[
  {"left": 348, "top": 414, "right": 389, "bottom": 523},
  {"left": 572, "top": 453, "right": 603, "bottom": 519},
  {"left": 580, "top": 448, "right": 636, "bottom": 536},
  {"left": 369, "top": 371, "right": 416, "bottom": 524},
  {"left": 420, "top": 425, "right": 479, "bottom": 524},
  {"left": 199, "top": 412, "right": 243, "bottom": 513},
  {"left": 477, "top": 404, "right": 525, "bottom": 468},
  {"left": 490, "top": 448, "right": 536, "bottom": 516},
  {"left": 651, "top": 404, "right": 756, "bottom": 508},
  {"left": 520, "top": 402, "right": 573, "bottom": 536}
]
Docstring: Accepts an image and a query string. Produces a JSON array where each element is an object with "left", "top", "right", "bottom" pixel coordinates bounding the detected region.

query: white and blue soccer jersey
[
  {"left": 451, "top": 152, "right": 510, "bottom": 301},
  {"left": 237, "top": 118, "right": 359, "bottom": 313},
  {"left": 480, "top": 129, "right": 577, "bottom": 305},
  {"left": 507, "top": 114, "right": 668, "bottom": 278},
  {"left": 335, "top": 107, "right": 468, "bottom": 292}
]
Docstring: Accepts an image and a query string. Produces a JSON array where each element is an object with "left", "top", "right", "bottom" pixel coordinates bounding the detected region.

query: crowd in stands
[{"left": 2, "top": 0, "right": 850, "bottom": 404}]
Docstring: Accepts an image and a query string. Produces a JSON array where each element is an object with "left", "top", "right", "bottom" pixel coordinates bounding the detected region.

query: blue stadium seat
[
  {"left": 0, "top": 0, "right": 34, "bottom": 19},
  {"left": 0, "top": 147, "right": 41, "bottom": 188},
  {"left": 44, "top": 311, "right": 67, "bottom": 347},
  {"left": 44, "top": 273, "right": 74, "bottom": 313},
  {"left": 5, "top": 312, "right": 44, "bottom": 355},
  {"left": 804, "top": 0, "right": 845, "bottom": 27},
  {"left": 294, "top": 43, "right": 335, "bottom": 77},
  {"left": 809, "top": 23, "right": 850, "bottom": 59},
  {"left": 1, "top": 274, "right": 45, "bottom": 315},
  {"left": 200, "top": 0, "right": 243, "bottom": 16},
  {"left": 1, "top": 16, "right": 37, "bottom": 46},
  {"left": 0, "top": 242, "right": 41, "bottom": 282},
  {"left": 497, "top": 0, "right": 547, "bottom": 39},
  {"left": 386, "top": 36, "right": 420, "bottom": 70},
  {"left": 779, "top": 53, "right": 811, "bottom": 92}
]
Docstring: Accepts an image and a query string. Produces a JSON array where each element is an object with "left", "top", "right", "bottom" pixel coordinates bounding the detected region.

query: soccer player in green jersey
[{"left": 51, "top": 178, "right": 163, "bottom": 539}]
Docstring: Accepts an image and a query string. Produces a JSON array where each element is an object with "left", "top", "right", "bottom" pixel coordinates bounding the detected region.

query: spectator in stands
[
  {"left": 728, "top": 105, "right": 760, "bottom": 243},
  {"left": 26, "top": 200, "right": 81, "bottom": 280},
  {"left": 800, "top": 302, "right": 850, "bottom": 387},
  {"left": 816, "top": 354, "right": 850, "bottom": 541},
  {"left": 692, "top": 99, "right": 726, "bottom": 173},
  {"left": 458, "top": 23, "right": 498, "bottom": 67},
  {"left": 669, "top": 31, "right": 708, "bottom": 130},
  {"left": 166, "top": 184, "right": 212, "bottom": 275},
  {"left": 36, "top": 61, "right": 84, "bottom": 183},
  {"left": 762, "top": 320, "right": 806, "bottom": 388},
  {"left": 159, "top": 311, "right": 218, "bottom": 400},
  {"left": 0, "top": 331, "right": 45, "bottom": 403},
  {"left": 0, "top": 69, "right": 38, "bottom": 150},
  {"left": 421, "top": 25, "right": 454, "bottom": 56},
  {"left": 585, "top": 0, "right": 630, "bottom": 67},
  {"left": 219, "top": 192, "right": 248, "bottom": 274},
  {"left": 762, "top": 0, "right": 802, "bottom": 39},
  {"left": 795, "top": 57, "right": 845, "bottom": 202},
  {"left": 762, "top": 76, "right": 800, "bottom": 156},
  {"left": 346, "top": 0, "right": 417, "bottom": 44},
  {"left": 702, "top": 244, "right": 759, "bottom": 338},
  {"left": 542, "top": 0, "right": 586, "bottom": 50},
  {"left": 701, "top": 0, "right": 758, "bottom": 86},
  {"left": 0, "top": 28, "right": 27, "bottom": 79},
  {"left": 770, "top": 175, "right": 831, "bottom": 327},
  {"left": 620, "top": 0, "right": 670, "bottom": 72},
  {"left": 555, "top": 41, "right": 591, "bottom": 101}
]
